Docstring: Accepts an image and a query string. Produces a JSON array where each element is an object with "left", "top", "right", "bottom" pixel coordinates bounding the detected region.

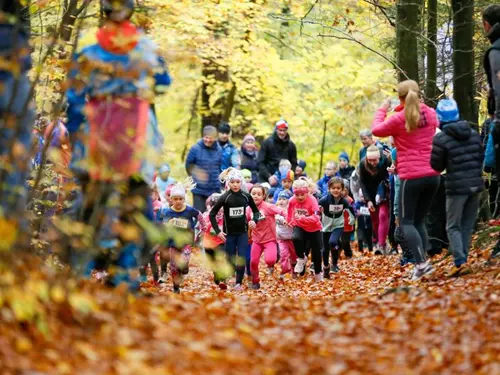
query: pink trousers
[
  {"left": 250, "top": 241, "right": 278, "bottom": 284},
  {"left": 370, "top": 201, "right": 390, "bottom": 247},
  {"left": 278, "top": 239, "right": 297, "bottom": 275}
]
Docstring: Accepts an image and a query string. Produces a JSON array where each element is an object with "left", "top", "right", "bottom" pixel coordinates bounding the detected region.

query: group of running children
[{"left": 147, "top": 160, "right": 368, "bottom": 293}]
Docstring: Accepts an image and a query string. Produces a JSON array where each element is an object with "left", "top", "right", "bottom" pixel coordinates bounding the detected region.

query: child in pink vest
[{"left": 246, "top": 185, "right": 286, "bottom": 290}]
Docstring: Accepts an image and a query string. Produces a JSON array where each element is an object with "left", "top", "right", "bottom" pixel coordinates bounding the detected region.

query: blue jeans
[
  {"left": 0, "top": 73, "right": 35, "bottom": 221},
  {"left": 446, "top": 193, "right": 480, "bottom": 267},
  {"left": 225, "top": 233, "right": 248, "bottom": 284}
]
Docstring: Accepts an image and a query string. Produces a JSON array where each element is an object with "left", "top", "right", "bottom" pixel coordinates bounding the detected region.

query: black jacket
[
  {"left": 257, "top": 132, "right": 297, "bottom": 182},
  {"left": 338, "top": 165, "right": 355, "bottom": 181},
  {"left": 430, "top": 121, "right": 484, "bottom": 195},
  {"left": 209, "top": 190, "right": 260, "bottom": 235},
  {"left": 240, "top": 147, "right": 259, "bottom": 183},
  {"left": 358, "top": 157, "right": 390, "bottom": 203}
]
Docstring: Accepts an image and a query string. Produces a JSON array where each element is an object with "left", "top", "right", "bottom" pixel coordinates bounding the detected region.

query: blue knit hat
[
  {"left": 298, "top": 160, "right": 307, "bottom": 170},
  {"left": 436, "top": 99, "right": 459, "bottom": 123},
  {"left": 339, "top": 152, "right": 349, "bottom": 163},
  {"left": 158, "top": 164, "right": 170, "bottom": 174},
  {"left": 278, "top": 190, "right": 293, "bottom": 200}
]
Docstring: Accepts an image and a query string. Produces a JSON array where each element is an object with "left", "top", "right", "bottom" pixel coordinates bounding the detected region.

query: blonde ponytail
[{"left": 397, "top": 80, "right": 421, "bottom": 132}]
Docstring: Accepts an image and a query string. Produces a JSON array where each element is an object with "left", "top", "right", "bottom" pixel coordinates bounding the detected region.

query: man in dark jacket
[
  {"left": 217, "top": 122, "right": 240, "bottom": 172},
  {"left": 257, "top": 120, "right": 297, "bottom": 184},
  {"left": 185, "top": 126, "right": 222, "bottom": 211},
  {"left": 0, "top": 0, "right": 34, "bottom": 227},
  {"left": 430, "top": 99, "right": 484, "bottom": 276},
  {"left": 483, "top": 4, "right": 500, "bottom": 259}
]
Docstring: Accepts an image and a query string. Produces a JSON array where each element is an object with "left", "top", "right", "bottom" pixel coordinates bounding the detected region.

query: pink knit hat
[{"left": 243, "top": 134, "right": 255, "bottom": 143}]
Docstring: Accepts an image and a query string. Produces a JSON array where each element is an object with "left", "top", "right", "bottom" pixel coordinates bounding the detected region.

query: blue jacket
[
  {"left": 485, "top": 121, "right": 495, "bottom": 169},
  {"left": 219, "top": 141, "right": 240, "bottom": 171},
  {"left": 317, "top": 174, "right": 332, "bottom": 198},
  {"left": 185, "top": 140, "right": 222, "bottom": 196}
]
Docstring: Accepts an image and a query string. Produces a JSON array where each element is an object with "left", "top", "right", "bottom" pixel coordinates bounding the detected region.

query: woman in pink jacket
[{"left": 372, "top": 80, "right": 440, "bottom": 281}]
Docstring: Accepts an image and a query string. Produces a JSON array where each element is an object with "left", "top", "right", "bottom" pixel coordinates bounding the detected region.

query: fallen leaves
[{"left": 0, "top": 241, "right": 498, "bottom": 374}]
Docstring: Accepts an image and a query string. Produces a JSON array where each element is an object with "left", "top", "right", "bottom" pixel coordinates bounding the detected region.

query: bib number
[
  {"left": 329, "top": 204, "right": 344, "bottom": 214},
  {"left": 169, "top": 218, "right": 189, "bottom": 229},
  {"left": 359, "top": 207, "right": 371, "bottom": 216},
  {"left": 295, "top": 209, "right": 308, "bottom": 217},
  {"left": 229, "top": 207, "right": 244, "bottom": 218}
]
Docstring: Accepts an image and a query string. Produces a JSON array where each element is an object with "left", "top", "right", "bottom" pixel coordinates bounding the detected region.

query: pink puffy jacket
[{"left": 372, "top": 104, "right": 440, "bottom": 180}]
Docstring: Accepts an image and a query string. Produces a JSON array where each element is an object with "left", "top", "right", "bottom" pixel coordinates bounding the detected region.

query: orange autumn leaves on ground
[{"left": 0, "top": 246, "right": 499, "bottom": 374}]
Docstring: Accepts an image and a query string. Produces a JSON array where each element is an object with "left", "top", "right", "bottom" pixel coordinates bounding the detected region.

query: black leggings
[
  {"left": 323, "top": 229, "right": 343, "bottom": 267},
  {"left": 293, "top": 228, "right": 322, "bottom": 274},
  {"left": 399, "top": 176, "right": 439, "bottom": 264}
]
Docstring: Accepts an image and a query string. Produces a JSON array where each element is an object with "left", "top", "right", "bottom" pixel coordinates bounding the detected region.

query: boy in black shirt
[{"left": 210, "top": 169, "right": 261, "bottom": 290}]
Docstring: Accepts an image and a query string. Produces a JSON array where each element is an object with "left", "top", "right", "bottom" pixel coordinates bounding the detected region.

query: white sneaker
[
  {"left": 267, "top": 267, "right": 274, "bottom": 276},
  {"left": 410, "top": 262, "right": 434, "bottom": 281},
  {"left": 233, "top": 283, "right": 242, "bottom": 291},
  {"left": 294, "top": 257, "right": 307, "bottom": 274},
  {"left": 314, "top": 273, "right": 324, "bottom": 282}
]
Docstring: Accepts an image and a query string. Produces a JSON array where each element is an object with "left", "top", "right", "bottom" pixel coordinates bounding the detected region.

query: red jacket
[
  {"left": 372, "top": 104, "right": 440, "bottom": 180},
  {"left": 287, "top": 195, "right": 322, "bottom": 233}
]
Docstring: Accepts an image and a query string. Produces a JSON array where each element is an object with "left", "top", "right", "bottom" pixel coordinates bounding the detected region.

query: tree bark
[
  {"left": 452, "top": 0, "right": 477, "bottom": 125},
  {"left": 396, "top": 0, "right": 423, "bottom": 82},
  {"left": 426, "top": 0, "right": 438, "bottom": 106}
]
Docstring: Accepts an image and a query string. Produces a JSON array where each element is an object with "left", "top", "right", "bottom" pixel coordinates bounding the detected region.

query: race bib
[
  {"left": 295, "top": 208, "right": 308, "bottom": 217},
  {"left": 169, "top": 217, "right": 189, "bottom": 229},
  {"left": 359, "top": 207, "right": 371, "bottom": 216},
  {"left": 329, "top": 204, "right": 344, "bottom": 214},
  {"left": 229, "top": 207, "right": 245, "bottom": 218}
]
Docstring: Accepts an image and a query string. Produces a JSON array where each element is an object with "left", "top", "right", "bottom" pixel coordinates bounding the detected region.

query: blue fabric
[
  {"left": 437, "top": 99, "right": 460, "bottom": 123},
  {"left": 485, "top": 122, "right": 496, "bottom": 169},
  {"left": 219, "top": 141, "right": 240, "bottom": 171},
  {"left": 225, "top": 233, "right": 248, "bottom": 284},
  {"left": 339, "top": 151, "right": 349, "bottom": 163},
  {"left": 328, "top": 228, "right": 344, "bottom": 248},
  {"left": 155, "top": 175, "right": 176, "bottom": 195},
  {"left": 273, "top": 187, "right": 293, "bottom": 203},
  {"left": 185, "top": 140, "right": 222, "bottom": 196},
  {"left": 317, "top": 174, "right": 331, "bottom": 198},
  {"left": 0, "top": 25, "right": 31, "bottom": 78}
]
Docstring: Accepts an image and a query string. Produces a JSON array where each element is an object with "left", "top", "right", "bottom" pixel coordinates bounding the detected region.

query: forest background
[{"left": 28, "top": 0, "right": 491, "bottom": 180}]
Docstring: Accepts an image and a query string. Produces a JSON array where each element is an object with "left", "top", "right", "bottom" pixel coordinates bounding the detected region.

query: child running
[
  {"left": 247, "top": 185, "right": 286, "bottom": 289},
  {"left": 210, "top": 169, "right": 261, "bottom": 290},
  {"left": 288, "top": 179, "right": 323, "bottom": 281},
  {"left": 275, "top": 190, "right": 297, "bottom": 278},
  {"left": 319, "top": 177, "right": 355, "bottom": 277},
  {"left": 156, "top": 180, "right": 202, "bottom": 293}
]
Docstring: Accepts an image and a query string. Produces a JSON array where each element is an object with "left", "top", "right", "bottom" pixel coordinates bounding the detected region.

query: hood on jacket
[
  {"left": 96, "top": 21, "right": 139, "bottom": 55},
  {"left": 443, "top": 121, "right": 471, "bottom": 141},
  {"left": 488, "top": 22, "right": 500, "bottom": 44},
  {"left": 273, "top": 131, "right": 290, "bottom": 144}
]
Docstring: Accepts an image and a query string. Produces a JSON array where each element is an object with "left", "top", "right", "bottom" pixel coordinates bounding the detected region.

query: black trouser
[
  {"left": 357, "top": 226, "right": 373, "bottom": 253},
  {"left": 322, "top": 228, "right": 344, "bottom": 268},
  {"left": 192, "top": 193, "right": 209, "bottom": 212},
  {"left": 399, "top": 176, "right": 440, "bottom": 264},
  {"left": 425, "top": 175, "right": 449, "bottom": 252},
  {"left": 206, "top": 246, "right": 225, "bottom": 283},
  {"left": 341, "top": 231, "right": 353, "bottom": 258},
  {"left": 489, "top": 177, "right": 499, "bottom": 218},
  {"left": 293, "top": 227, "right": 322, "bottom": 274}
]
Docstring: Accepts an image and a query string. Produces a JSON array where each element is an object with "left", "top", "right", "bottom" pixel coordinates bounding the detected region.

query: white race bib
[
  {"left": 169, "top": 217, "right": 189, "bottom": 229},
  {"left": 359, "top": 207, "right": 371, "bottom": 216},
  {"left": 295, "top": 208, "right": 308, "bottom": 217},
  {"left": 229, "top": 207, "right": 245, "bottom": 218},
  {"left": 329, "top": 204, "right": 344, "bottom": 214}
]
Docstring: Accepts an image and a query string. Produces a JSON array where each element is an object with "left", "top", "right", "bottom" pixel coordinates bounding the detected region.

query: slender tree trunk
[
  {"left": 426, "top": 0, "right": 438, "bottom": 106},
  {"left": 452, "top": 0, "right": 476, "bottom": 125},
  {"left": 60, "top": 0, "right": 79, "bottom": 41},
  {"left": 396, "top": 0, "right": 423, "bottom": 82},
  {"left": 318, "top": 121, "right": 327, "bottom": 180}
]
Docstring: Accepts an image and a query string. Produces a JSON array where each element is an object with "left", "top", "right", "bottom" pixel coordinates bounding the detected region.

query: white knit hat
[
  {"left": 170, "top": 183, "right": 186, "bottom": 198},
  {"left": 366, "top": 145, "right": 380, "bottom": 159},
  {"left": 227, "top": 169, "right": 243, "bottom": 182}
]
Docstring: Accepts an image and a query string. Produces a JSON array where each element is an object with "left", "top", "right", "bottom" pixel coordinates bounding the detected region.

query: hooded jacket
[
  {"left": 257, "top": 131, "right": 297, "bottom": 182},
  {"left": 372, "top": 104, "right": 440, "bottom": 180},
  {"left": 430, "top": 121, "right": 484, "bottom": 195},
  {"left": 240, "top": 146, "right": 259, "bottom": 183},
  {"left": 358, "top": 155, "right": 391, "bottom": 204},
  {"left": 185, "top": 140, "right": 222, "bottom": 196}
]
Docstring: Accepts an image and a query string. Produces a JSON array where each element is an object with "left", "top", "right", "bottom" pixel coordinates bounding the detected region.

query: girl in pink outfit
[
  {"left": 371, "top": 80, "right": 440, "bottom": 281},
  {"left": 275, "top": 190, "right": 296, "bottom": 277},
  {"left": 287, "top": 179, "right": 324, "bottom": 282},
  {"left": 247, "top": 185, "right": 285, "bottom": 290}
]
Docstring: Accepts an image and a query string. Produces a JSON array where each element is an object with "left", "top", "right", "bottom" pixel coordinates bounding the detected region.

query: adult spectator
[
  {"left": 337, "top": 152, "right": 355, "bottom": 180},
  {"left": 257, "top": 119, "right": 297, "bottom": 184},
  {"left": 372, "top": 80, "right": 440, "bottom": 280},
  {"left": 240, "top": 133, "right": 259, "bottom": 183},
  {"left": 185, "top": 126, "right": 222, "bottom": 212},
  {"left": 358, "top": 145, "right": 391, "bottom": 254},
  {"left": 217, "top": 122, "right": 240, "bottom": 171},
  {"left": 483, "top": 4, "right": 500, "bottom": 258}
]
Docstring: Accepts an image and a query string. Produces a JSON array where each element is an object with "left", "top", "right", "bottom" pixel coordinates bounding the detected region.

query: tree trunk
[
  {"left": 318, "top": 121, "right": 327, "bottom": 181},
  {"left": 396, "top": 0, "right": 423, "bottom": 82},
  {"left": 60, "top": 0, "right": 80, "bottom": 42},
  {"left": 452, "top": 0, "right": 476, "bottom": 125},
  {"left": 426, "top": 0, "right": 438, "bottom": 106}
]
